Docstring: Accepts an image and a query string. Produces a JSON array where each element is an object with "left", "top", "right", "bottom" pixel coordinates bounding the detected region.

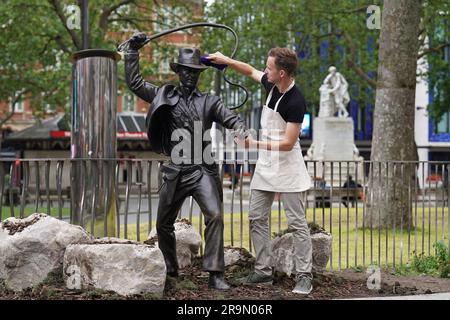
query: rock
[
  {"left": 0, "top": 213, "right": 93, "bottom": 291},
  {"left": 270, "top": 232, "right": 296, "bottom": 276},
  {"left": 311, "top": 232, "right": 333, "bottom": 273},
  {"left": 147, "top": 219, "right": 202, "bottom": 268},
  {"left": 224, "top": 248, "right": 243, "bottom": 267},
  {"left": 63, "top": 237, "right": 166, "bottom": 296},
  {"left": 270, "top": 229, "right": 332, "bottom": 276},
  {"left": 224, "top": 247, "right": 253, "bottom": 267}
]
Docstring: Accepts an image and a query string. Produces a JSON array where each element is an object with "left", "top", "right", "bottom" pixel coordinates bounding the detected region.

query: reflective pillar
[{"left": 71, "top": 49, "right": 120, "bottom": 237}]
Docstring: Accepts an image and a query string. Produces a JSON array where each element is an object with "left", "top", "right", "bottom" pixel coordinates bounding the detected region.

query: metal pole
[{"left": 81, "top": 0, "right": 90, "bottom": 49}]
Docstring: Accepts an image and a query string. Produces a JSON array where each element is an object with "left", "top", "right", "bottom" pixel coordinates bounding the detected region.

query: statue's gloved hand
[
  {"left": 235, "top": 126, "right": 249, "bottom": 140},
  {"left": 232, "top": 126, "right": 250, "bottom": 147},
  {"left": 128, "top": 32, "right": 148, "bottom": 51}
]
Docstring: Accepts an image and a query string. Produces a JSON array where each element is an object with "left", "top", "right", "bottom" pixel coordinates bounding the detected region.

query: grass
[
  {"left": 1, "top": 206, "right": 71, "bottom": 220},
  {"left": 119, "top": 206, "right": 449, "bottom": 271},
  {"left": 2, "top": 201, "right": 448, "bottom": 272}
]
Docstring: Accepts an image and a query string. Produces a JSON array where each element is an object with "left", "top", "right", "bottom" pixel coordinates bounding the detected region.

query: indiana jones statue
[{"left": 124, "top": 32, "right": 246, "bottom": 290}]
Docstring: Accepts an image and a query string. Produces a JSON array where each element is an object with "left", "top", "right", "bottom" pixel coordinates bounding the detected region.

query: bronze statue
[{"left": 124, "top": 32, "right": 246, "bottom": 290}]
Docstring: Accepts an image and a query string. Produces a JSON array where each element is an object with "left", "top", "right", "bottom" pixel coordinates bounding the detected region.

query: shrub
[{"left": 411, "top": 241, "right": 450, "bottom": 278}]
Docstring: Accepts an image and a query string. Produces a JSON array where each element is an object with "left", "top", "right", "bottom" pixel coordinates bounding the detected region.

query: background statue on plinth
[
  {"left": 306, "top": 66, "right": 363, "bottom": 188},
  {"left": 318, "top": 66, "right": 350, "bottom": 118}
]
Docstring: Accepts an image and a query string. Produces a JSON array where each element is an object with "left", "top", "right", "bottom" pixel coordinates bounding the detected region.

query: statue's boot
[{"left": 208, "top": 272, "right": 230, "bottom": 290}]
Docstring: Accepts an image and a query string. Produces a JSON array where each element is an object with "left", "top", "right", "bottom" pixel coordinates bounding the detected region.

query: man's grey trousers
[{"left": 249, "top": 189, "right": 312, "bottom": 276}]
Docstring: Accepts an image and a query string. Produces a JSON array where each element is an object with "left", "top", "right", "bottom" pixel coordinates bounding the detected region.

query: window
[
  {"left": 432, "top": 76, "right": 450, "bottom": 134},
  {"left": 10, "top": 92, "right": 24, "bottom": 113},
  {"left": 357, "top": 107, "right": 363, "bottom": 132},
  {"left": 45, "top": 104, "right": 55, "bottom": 114},
  {"left": 435, "top": 111, "right": 450, "bottom": 134},
  {"left": 122, "top": 93, "right": 135, "bottom": 112}
]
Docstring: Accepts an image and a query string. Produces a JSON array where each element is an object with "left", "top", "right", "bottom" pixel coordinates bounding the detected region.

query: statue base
[
  {"left": 305, "top": 117, "right": 364, "bottom": 187},
  {"left": 312, "top": 117, "right": 354, "bottom": 160}
]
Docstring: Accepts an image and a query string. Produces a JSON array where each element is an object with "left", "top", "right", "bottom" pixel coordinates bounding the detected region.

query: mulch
[{"left": 2, "top": 257, "right": 442, "bottom": 300}]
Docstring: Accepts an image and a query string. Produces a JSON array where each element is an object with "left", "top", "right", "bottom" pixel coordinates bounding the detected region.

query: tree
[
  {"left": 0, "top": 0, "right": 197, "bottom": 134},
  {"left": 365, "top": 0, "right": 450, "bottom": 229},
  {"left": 365, "top": 1, "right": 422, "bottom": 230}
]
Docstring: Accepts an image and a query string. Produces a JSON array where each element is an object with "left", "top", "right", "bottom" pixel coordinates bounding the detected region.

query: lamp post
[{"left": 81, "top": 0, "right": 89, "bottom": 49}]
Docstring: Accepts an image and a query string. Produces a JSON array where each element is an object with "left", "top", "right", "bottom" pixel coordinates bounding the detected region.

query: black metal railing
[{"left": 0, "top": 158, "right": 448, "bottom": 271}]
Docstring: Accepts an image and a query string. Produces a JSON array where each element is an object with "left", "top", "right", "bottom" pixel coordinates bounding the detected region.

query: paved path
[{"left": 339, "top": 292, "right": 450, "bottom": 300}]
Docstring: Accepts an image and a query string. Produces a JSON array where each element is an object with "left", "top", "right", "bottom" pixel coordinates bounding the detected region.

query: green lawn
[
  {"left": 2, "top": 203, "right": 447, "bottom": 271},
  {"left": 1, "top": 206, "right": 71, "bottom": 220},
  {"left": 119, "top": 207, "right": 449, "bottom": 270}
]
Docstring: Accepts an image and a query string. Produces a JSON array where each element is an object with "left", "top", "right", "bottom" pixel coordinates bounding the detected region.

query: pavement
[{"left": 338, "top": 292, "right": 450, "bottom": 300}]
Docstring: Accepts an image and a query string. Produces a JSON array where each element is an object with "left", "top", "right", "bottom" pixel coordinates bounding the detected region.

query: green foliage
[
  {"left": 203, "top": 0, "right": 383, "bottom": 116},
  {"left": 0, "top": 0, "right": 193, "bottom": 127},
  {"left": 351, "top": 265, "right": 364, "bottom": 273},
  {"left": 141, "top": 292, "right": 162, "bottom": 300},
  {"left": 1, "top": 0, "right": 448, "bottom": 129},
  {"left": 433, "top": 241, "right": 450, "bottom": 278},
  {"left": 397, "top": 241, "right": 450, "bottom": 278},
  {"left": 0, "top": 0, "right": 72, "bottom": 125},
  {"left": 420, "top": 1, "right": 450, "bottom": 122},
  {"left": 203, "top": 0, "right": 449, "bottom": 120},
  {"left": 0, "top": 279, "right": 9, "bottom": 294},
  {"left": 43, "top": 266, "right": 65, "bottom": 287},
  {"left": 175, "top": 278, "right": 198, "bottom": 290},
  {"left": 272, "top": 228, "right": 291, "bottom": 239},
  {"left": 411, "top": 252, "right": 439, "bottom": 275}
]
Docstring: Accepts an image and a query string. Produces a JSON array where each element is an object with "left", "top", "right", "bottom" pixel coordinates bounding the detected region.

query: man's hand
[
  {"left": 207, "top": 52, "right": 230, "bottom": 65},
  {"left": 128, "top": 32, "right": 148, "bottom": 51},
  {"left": 233, "top": 129, "right": 255, "bottom": 149},
  {"left": 208, "top": 52, "right": 264, "bottom": 83},
  {"left": 244, "top": 135, "right": 256, "bottom": 149}
]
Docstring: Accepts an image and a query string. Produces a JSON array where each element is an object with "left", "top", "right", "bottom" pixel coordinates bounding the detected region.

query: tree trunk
[{"left": 365, "top": 0, "right": 422, "bottom": 230}]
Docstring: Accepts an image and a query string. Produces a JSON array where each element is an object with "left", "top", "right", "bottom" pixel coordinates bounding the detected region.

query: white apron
[{"left": 250, "top": 81, "right": 311, "bottom": 192}]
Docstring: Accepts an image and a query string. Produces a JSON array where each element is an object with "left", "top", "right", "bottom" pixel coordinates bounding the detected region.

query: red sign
[
  {"left": 50, "top": 131, "right": 147, "bottom": 139},
  {"left": 117, "top": 132, "right": 147, "bottom": 139},
  {"left": 50, "top": 130, "right": 71, "bottom": 138}
]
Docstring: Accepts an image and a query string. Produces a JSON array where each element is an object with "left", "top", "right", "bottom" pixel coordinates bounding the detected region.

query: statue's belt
[{"left": 165, "top": 163, "right": 205, "bottom": 184}]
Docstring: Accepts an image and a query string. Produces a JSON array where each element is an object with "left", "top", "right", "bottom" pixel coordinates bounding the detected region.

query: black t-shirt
[{"left": 261, "top": 73, "right": 306, "bottom": 123}]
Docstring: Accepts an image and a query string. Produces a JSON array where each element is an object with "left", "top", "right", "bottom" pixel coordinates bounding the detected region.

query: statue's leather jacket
[{"left": 124, "top": 50, "right": 246, "bottom": 160}]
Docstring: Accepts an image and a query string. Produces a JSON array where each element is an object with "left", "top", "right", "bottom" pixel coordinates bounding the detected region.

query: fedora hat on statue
[{"left": 170, "top": 47, "right": 208, "bottom": 72}]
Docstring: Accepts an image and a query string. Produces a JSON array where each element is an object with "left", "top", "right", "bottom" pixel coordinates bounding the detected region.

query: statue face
[{"left": 177, "top": 66, "right": 201, "bottom": 90}]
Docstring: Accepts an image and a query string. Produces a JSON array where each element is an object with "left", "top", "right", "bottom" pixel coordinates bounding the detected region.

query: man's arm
[
  {"left": 246, "top": 122, "right": 301, "bottom": 152},
  {"left": 207, "top": 52, "right": 264, "bottom": 83},
  {"left": 124, "top": 50, "right": 158, "bottom": 103}
]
